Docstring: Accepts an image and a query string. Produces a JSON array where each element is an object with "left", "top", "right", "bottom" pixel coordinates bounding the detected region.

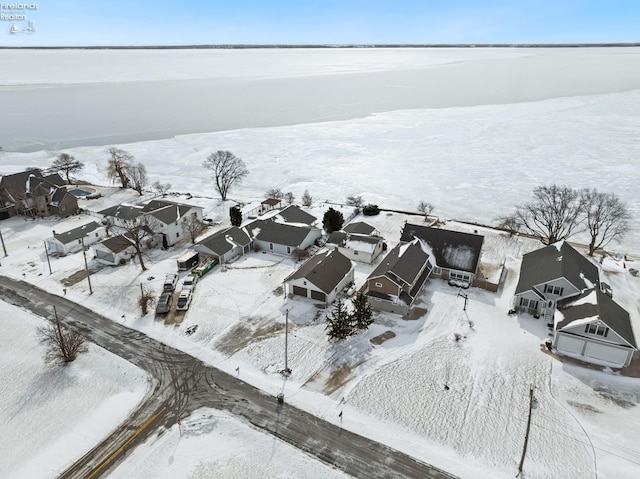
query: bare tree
[
  {"left": 265, "top": 187, "right": 284, "bottom": 200},
  {"left": 512, "top": 185, "right": 584, "bottom": 245},
  {"left": 52, "top": 153, "right": 84, "bottom": 184},
  {"left": 39, "top": 308, "right": 87, "bottom": 365},
  {"left": 581, "top": 188, "right": 630, "bottom": 256},
  {"left": 417, "top": 201, "right": 434, "bottom": 221},
  {"left": 284, "top": 191, "right": 295, "bottom": 205},
  {"left": 152, "top": 181, "right": 171, "bottom": 196},
  {"left": 139, "top": 286, "right": 155, "bottom": 315},
  {"left": 301, "top": 189, "right": 313, "bottom": 207},
  {"left": 106, "top": 147, "right": 134, "bottom": 188},
  {"left": 126, "top": 162, "right": 147, "bottom": 195},
  {"left": 202, "top": 150, "right": 248, "bottom": 201},
  {"left": 182, "top": 212, "right": 206, "bottom": 243},
  {"left": 346, "top": 195, "right": 364, "bottom": 208},
  {"left": 112, "top": 215, "right": 159, "bottom": 272},
  {"left": 496, "top": 213, "right": 521, "bottom": 236}
]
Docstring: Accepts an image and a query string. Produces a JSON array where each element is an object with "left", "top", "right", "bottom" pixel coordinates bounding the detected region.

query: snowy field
[
  {"left": 0, "top": 301, "right": 149, "bottom": 479},
  {"left": 1, "top": 87, "right": 639, "bottom": 254},
  {"left": 2, "top": 47, "right": 640, "bottom": 153},
  {"left": 0, "top": 188, "right": 638, "bottom": 478}
]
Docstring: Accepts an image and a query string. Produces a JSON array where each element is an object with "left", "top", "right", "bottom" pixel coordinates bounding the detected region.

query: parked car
[
  {"left": 155, "top": 292, "right": 173, "bottom": 315},
  {"left": 181, "top": 274, "right": 198, "bottom": 291},
  {"left": 163, "top": 273, "right": 179, "bottom": 292},
  {"left": 176, "top": 290, "right": 192, "bottom": 311}
]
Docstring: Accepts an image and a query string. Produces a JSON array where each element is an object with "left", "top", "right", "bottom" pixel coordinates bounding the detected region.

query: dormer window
[{"left": 584, "top": 324, "right": 609, "bottom": 337}]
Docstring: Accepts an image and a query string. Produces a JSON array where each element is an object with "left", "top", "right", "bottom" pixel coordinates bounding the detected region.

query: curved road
[{"left": 0, "top": 275, "right": 457, "bottom": 479}]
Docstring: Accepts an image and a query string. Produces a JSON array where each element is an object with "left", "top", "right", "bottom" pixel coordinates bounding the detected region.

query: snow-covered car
[
  {"left": 176, "top": 290, "right": 192, "bottom": 311},
  {"left": 163, "top": 273, "right": 179, "bottom": 292},
  {"left": 155, "top": 292, "right": 173, "bottom": 315},
  {"left": 181, "top": 274, "right": 198, "bottom": 291}
]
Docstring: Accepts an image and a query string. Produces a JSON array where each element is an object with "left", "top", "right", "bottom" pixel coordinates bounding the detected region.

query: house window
[
  {"left": 353, "top": 250, "right": 358, "bottom": 255},
  {"left": 95, "top": 233, "right": 99, "bottom": 237},
  {"left": 78, "top": 239, "right": 82, "bottom": 244},
  {"left": 433, "top": 266, "right": 442, "bottom": 275},
  {"left": 287, "top": 246, "right": 291, "bottom": 254},
  {"left": 269, "top": 243, "right": 274, "bottom": 250},
  {"left": 375, "top": 282, "right": 383, "bottom": 288},
  {"left": 176, "top": 232, "right": 179, "bottom": 238},
  {"left": 519, "top": 297, "right": 539, "bottom": 310},
  {"left": 585, "top": 324, "right": 609, "bottom": 337},
  {"left": 450, "top": 271, "right": 470, "bottom": 282},
  {"left": 303, "top": 281, "right": 307, "bottom": 286},
  {"left": 544, "top": 284, "right": 564, "bottom": 296}
]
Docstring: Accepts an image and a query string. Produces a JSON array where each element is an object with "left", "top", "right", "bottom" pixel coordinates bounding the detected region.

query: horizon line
[{"left": 2, "top": 42, "right": 640, "bottom": 50}]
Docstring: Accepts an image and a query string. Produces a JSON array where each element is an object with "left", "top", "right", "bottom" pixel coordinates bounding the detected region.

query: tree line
[{"left": 498, "top": 184, "right": 630, "bottom": 256}]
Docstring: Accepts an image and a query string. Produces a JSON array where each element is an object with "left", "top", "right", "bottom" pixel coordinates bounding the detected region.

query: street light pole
[{"left": 282, "top": 308, "right": 291, "bottom": 376}]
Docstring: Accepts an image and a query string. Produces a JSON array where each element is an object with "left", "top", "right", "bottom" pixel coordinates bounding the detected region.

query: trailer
[
  {"left": 177, "top": 250, "right": 200, "bottom": 271},
  {"left": 192, "top": 256, "right": 218, "bottom": 277}
]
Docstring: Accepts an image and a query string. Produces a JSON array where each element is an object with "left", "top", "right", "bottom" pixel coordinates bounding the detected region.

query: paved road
[{"left": 0, "top": 275, "right": 458, "bottom": 479}]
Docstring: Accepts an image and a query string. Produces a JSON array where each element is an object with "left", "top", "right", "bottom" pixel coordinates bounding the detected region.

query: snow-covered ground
[
  {"left": 0, "top": 301, "right": 149, "bottom": 479},
  {"left": 0, "top": 189, "right": 638, "bottom": 478}
]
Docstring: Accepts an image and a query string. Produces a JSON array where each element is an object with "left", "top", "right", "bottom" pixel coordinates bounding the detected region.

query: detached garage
[{"left": 554, "top": 289, "right": 637, "bottom": 368}]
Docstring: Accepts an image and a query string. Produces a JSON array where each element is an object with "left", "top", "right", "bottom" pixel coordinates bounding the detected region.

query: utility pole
[
  {"left": 517, "top": 385, "right": 535, "bottom": 477},
  {"left": 283, "top": 308, "right": 291, "bottom": 376},
  {"left": 0, "top": 228, "right": 7, "bottom": 256},
  {"left": 43, "top": 240, "right": 52, "bottom": 274},
  {"left": 80, "top": 237, "right": 93, "bottom": 294}
]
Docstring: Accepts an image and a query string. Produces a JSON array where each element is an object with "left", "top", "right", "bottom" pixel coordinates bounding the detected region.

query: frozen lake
[{"left": 2, "top": 47, "right": 640, "bottom": 151}]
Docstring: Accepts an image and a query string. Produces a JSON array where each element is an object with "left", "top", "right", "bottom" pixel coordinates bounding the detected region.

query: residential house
[
  {"left": 514, "top": 241, "right": 636, "bottom": 368},
  {"left": 98, "top": 204, "right": 144, "bottom": 229},
  {"left": 343, "top": 221, "right": 379, "bottom": 237},
  {"left": 284, "top": 249, "right": 354, "bottom": 304},
  {"left": 400, "top": 223, "right": 484, "bottom": 287},
  {"left": 245, "top": 219, "right": 321, "bottom": 256},
  {"left": 194, "top": 226, "right": 252, "bottom": 264},
  {"left": 92, "top": 233, "right": 137, "bottom": 265},
  {"left": 273, "top": 205, "right": 318, "bottom": 226},
  {"left": 45, "top": 221, "right": 106, "bottom": 256},
  {"left": 326, "top": 231, "right": 384, "bottom": 264},
  {"left": 142, "top": 200, "right": 204, "bottom": 247},
  {"left": 0, "top": 169, "right": 79, "bottom": 218},
  {"left": 363, "top": 240, "right": 433, "bottom": 315}
]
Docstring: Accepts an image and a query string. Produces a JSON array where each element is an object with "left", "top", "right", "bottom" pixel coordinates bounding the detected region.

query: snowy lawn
[
  {"left": 0, "top": 301, "right": 149, "bottom": 479},
  {"left": 109, "top": 408, "right": 350, "bottom": 479}
]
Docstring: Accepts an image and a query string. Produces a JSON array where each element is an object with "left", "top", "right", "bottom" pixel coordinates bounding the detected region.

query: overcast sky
[{"left": 2, "top": 0, "right": 639, "bottom": 46}]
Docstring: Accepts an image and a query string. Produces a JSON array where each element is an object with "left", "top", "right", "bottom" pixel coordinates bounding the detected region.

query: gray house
[
  {"left": 284, "top": 249, "right": 354, "bottom": 304},
  {"left": 194, "top": 226, "right": 252, "bottom": 264},
  {"left": 363, "top": 240, "right": 434, "bottom": 315},
  {"left": 514, "top": 241, "right": 636, "bottom": 368},
  {"left": 45, "top": 221, "right": 106, "bottom": 256},
  {"left": 92, "top": 233, "right": 137, "bottom": 265},
  {"left": 400, "top": 223, "right": 484, "bottom": 287},
  {"left": 245, "top": 219, "right": 321, "bottom": 256}
]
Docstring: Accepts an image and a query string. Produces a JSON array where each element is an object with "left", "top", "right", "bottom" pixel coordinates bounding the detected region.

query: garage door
[
  {"left": 292, "top": 285, "right": 307, "bottom": 297},
  {"left": 584, "top": 342, "right": 629, "bottom": 366},
  {"left": 310, "top": 290, "right": 326, "bottom": 302},
  {"left": 95, "top": 249, "right": 114, "bottom": 263},
  {"left": 556, "top": 335, "right": 585, "bottom": 355}
]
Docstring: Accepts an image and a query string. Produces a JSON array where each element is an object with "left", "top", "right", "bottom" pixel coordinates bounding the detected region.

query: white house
[
  {"left": 45, "top": 221, "right": 106, "bottom": 256},
  {"left": 92, "top": 233, "right": 137, "bottom": 265},
  {"left": 326, "top": 231, "right": 384, "bottom": 264},
  {"left": 245, "top": 219, "right": 321, "bottom": 256},
  {"left": 142, "top": 200, "right": 204, "bottom": 247},
  {"left": 514, "top": 241, "right": 636, "bottom": 368},
  {"left": 284, "top": 249, "right": 354, "bottom": 304}
]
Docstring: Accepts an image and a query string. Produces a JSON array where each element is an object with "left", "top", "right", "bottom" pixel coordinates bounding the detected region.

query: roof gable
[
  {"left": 557, "top": 288, "right": 636, "bottom": 348},
  {"left": 0, "top": 169, "right": 43, "bottom": 195},
  {"left": 53, "top": 221, "right": 102, "bottom": 244},
  {"left": 515, "top": 242, "right": 599, "bottom": 295},
  {"left": 245, "top": 219, "right": 318, "bottom": 247},
  {"left": 369, "top": 240, "right": 431, "bottom": 286},
  {"left": 196, "top": 226, "right": 251, "bottom": 256},
  {"left": 284, "top": 250, "right": 353, "bottom": 294}
]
